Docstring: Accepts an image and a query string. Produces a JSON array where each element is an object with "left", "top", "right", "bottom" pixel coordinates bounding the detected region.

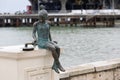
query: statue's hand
[
  {"left": 32, "top": 40, "right": 37, "bottom": 46},
  {"left": 33, "top": 40, "right": 37, "bottom": 43},
  {"left": 53, "top": 41, "right": 58, "bottom": 44}
]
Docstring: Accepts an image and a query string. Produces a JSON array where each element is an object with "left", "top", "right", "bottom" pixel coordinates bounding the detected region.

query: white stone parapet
[
  {"left": 60, "top": 58, "right": 120, "bottom": 80},
  {"left": 0, "top": 45, "right": 59, "bottom": 80},
  {"left": 1, "top": 45, "right": 120, "bottom": 80}
]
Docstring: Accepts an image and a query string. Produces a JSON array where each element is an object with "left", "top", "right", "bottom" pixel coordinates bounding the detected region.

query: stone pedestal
[{"left": 0, "top": 45, "right": 59, "bottom": 80}]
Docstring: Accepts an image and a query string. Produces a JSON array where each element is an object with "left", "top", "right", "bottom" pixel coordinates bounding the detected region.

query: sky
[{"left": 0, "top": 0, "right": 31, "bottom": 13}]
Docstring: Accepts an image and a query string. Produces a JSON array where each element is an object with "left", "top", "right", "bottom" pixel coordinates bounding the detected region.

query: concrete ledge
[
  {"left": 90, "top": 59, "right": 120, "bottom": 71},
  {"left": 0, "top": 45, "right": 50, "bottom": 59},
  {"left": 0, "top": 45, "right": 59, "bottom": 80},
  {"left": 60, "top": 58, "right": 120, "bottom": 79},
  {"left": 1, "top": 45, "right": 120, "bottom": 80},
  {"left": 60, "top": 64, "right": 95, "bottom": 79}
]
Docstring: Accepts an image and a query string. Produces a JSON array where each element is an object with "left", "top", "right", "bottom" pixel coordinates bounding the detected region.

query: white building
[{"left": 28, "top": 0, "right": 120, "bottom": 13}]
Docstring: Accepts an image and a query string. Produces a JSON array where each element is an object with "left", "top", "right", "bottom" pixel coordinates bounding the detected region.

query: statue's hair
[
  {"left": 38, "top": 9, "right": 48, "bottom": 19},
  {"left": 39, "top": 5, "right": 45, "bottom": 10}
]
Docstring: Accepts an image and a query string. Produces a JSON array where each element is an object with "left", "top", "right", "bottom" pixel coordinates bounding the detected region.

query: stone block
[
  {"left": 0, "top": 45, "right": 58, "bottom": 80},
  {"left": 86, "top": 70, "right": 114, "bottom": 80},
  {"left": 89, "top": 59, "right": 120, "bottom": 72},
  {"left": 70, "top": 75, "right": 86, "bottom": 80},
  {"left": 114, "top": 68, "right": 120, "bottom": 80}
]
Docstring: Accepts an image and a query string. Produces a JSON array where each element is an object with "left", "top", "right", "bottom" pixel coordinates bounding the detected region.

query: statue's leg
[
  {"left": 55, "top": 45, "right": 65, "bottom": 72},
  {"left": 46, "top": 42, "right": 65, "bottom": 73},
  {"left": 52, "top": 61, "right": 59, "bottom": 73},
  {"left": 55, "top": 46, "right": 60, "bottom": 58},
  {"left": 55, "top": 60, "right": 65, "bottom": 72},
  {"left": 52, "top": 46, "right": 60, "bottom": 73},
  {"left": 46, "top": 43, "right": 60, "bottom": 73}
]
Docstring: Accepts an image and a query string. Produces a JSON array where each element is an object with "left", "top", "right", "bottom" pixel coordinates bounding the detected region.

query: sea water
[{"left": 0, "top": 26, "right": 120, "bottom": 67}]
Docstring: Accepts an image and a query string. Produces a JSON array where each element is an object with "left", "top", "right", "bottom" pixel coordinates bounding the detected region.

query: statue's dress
[{"left": 33, "top": 22, "right": 50, "bottom": 49}]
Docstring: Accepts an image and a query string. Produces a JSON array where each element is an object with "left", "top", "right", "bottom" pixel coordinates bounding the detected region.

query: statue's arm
[
  {"left": 49, "top": 27, "right": 52, "bottom": 41},
  {"left": 32, "top": 22, "right": 38, "bottom": 41},
  {"left": 47, "top": 20, "right": 54, "bottom": 26},
  {"left": 48, "top": 25, "right": 58, "bottom": 44}
]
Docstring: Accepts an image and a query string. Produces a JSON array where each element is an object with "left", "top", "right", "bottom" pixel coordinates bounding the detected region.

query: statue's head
[
  {"left": 39, "top": 5, "right": 45, "bottom": 10},
  {"left": 38, "top": 9, "right": 48, "bottom": 20}
]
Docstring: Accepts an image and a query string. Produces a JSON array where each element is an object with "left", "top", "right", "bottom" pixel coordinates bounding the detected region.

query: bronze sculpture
[{"left": 32, "top": 5, "right": 65, "bottom": 73}]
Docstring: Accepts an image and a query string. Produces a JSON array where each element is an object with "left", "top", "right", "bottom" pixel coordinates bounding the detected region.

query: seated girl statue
[{"left": 32, "top": 6, "right": 65, "bottom": 73}]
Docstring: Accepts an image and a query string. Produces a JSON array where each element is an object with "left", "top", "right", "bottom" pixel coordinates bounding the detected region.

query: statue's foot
[
  {"left": 58, "top": 63, "right": 65, "bottom": 72},
  {"left": 52, "top": 65, "right": 60, "bottom": 73}
]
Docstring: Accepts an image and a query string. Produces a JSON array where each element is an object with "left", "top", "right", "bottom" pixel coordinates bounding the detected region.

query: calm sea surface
[{"left": 0, "top": 26, "right": 120, "bottom": 67}]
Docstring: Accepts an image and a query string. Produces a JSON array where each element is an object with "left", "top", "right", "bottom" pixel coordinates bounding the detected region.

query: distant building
[{"left": 29, "top": 0, "right": 120, "bottom": 13}]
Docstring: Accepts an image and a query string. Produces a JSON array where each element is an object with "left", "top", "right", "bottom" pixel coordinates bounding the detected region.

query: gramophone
[{"left": 22, "top": 41, "right": 37, "bottom": 51}]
